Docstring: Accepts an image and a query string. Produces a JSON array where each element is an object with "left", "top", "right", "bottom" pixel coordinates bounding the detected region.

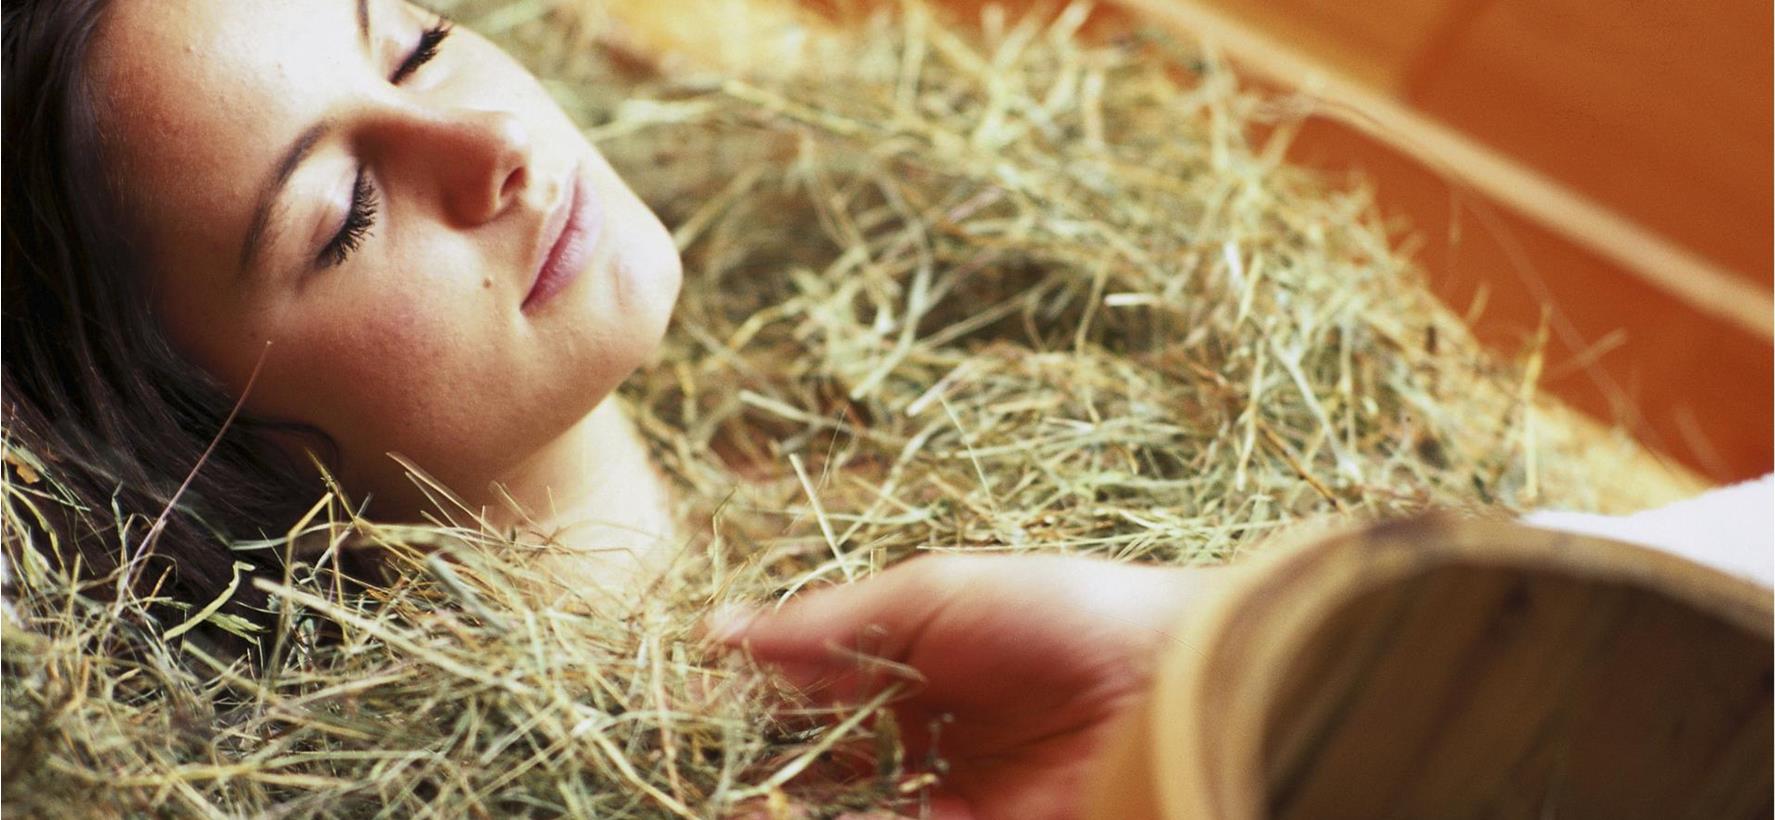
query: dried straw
[{"left": 2, "top": 1, "right": 1698, "bottom": 816}]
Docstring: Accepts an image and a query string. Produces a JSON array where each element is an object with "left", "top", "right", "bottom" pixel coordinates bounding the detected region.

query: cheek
[
  {"left": 264, "top": 297, "right": 460, "bottom": 430},
  {"left": 313, "top": 310, "right": 426, "bottom": 380}
]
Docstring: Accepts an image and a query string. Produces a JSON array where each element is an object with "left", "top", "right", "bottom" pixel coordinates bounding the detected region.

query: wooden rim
[{"left": 1123, "top": 514, "right": 1773, "bottom": 819}]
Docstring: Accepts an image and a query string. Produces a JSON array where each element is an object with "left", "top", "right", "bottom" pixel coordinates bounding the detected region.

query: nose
[{"left": 383, "top": 107, "right": 534, "bottom": 227}]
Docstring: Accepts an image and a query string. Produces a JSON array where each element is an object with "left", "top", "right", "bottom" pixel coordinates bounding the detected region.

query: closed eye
[
  {"left": 313, "top": 18, "right": 452, "bottom": 271},
  {"left": 391, "top": 19, "right": 452, "bottom": 84},
  {"left": 319, "top": 168, "right": 378, "bottom": 269}
]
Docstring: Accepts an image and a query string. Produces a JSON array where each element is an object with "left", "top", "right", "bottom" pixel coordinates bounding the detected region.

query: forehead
[{"left": 87, "top": 0, "right": 361, "bottom": 266}]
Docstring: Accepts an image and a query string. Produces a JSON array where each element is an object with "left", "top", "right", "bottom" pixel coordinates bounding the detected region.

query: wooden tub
[{"left": 1088, "top": 515, "right": 1774, "bottom": 819}]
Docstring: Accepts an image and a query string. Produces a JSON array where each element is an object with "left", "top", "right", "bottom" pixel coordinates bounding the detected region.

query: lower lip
[{"left": 522, "top": 166, "right": 605, "bottom": 313}]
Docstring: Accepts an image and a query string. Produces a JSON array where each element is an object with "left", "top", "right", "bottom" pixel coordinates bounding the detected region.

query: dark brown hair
[{"left": 3, "top": 0, "right": 333, "bottom": 648}]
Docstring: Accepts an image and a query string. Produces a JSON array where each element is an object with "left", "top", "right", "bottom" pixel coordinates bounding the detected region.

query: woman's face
[{"left": 88, "top": 0, "right": 682, "bottom": 506}]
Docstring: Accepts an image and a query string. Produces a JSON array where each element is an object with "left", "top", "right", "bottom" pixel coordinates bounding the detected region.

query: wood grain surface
[{"left": 1086, "top": 515, "right": 1775, "bottom": 819}]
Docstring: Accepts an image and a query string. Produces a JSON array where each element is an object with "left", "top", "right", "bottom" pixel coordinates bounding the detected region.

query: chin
[{"left": 615, "top": 224, "right": 684, "bottom": 350}]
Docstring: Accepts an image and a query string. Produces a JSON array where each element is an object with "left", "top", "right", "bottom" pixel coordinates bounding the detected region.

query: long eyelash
[
  {"left": 313, "top": 20, "right": 449, "bottom": 270},
  {"left": 320, "top": 169, "right": 377, "bottom": 268},
  {"left": 314, "top": 21, "right": 447, "bottom": 270},
  {"left": 390, "top": 20, "right": 453, "bottom": 84}
]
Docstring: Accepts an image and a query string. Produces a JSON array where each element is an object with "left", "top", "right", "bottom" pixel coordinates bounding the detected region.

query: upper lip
[{"left": 524, "top": 169, "right": 579, "bottom": 307}]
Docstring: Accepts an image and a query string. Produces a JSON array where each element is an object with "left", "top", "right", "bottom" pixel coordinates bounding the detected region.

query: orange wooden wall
[
  {"left": 1199, "top": 0, "right": 1772, "bottom": 285},
  {"left": 1120, "top": 0, "right": 1774, "bottom": 481}
]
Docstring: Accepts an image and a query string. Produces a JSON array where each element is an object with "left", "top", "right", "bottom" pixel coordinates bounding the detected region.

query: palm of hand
[{"left": 713, "top": 555, "right": 1206, "bottom": 820}]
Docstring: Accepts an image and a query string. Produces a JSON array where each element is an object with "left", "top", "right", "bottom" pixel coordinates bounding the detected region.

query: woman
[
  {"left": 5, "top": 1, "right": 1764, "bottom": 817},
  {"left": 6, "top": 0, "right": 691, "bottom": 610},
  {"left": 4, "top": 1, "right": 1213, "bottom": 813}
]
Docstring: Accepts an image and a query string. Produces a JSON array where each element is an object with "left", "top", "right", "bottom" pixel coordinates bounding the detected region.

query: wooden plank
[
  {"left": 1172, "top": 0, "right": 1466, "bottom": 92},
  {"left": 1117, "top": 0, "right": 1772, "bottom": 342},
  {"left": 1113, "top": 0, "right": 1773, "bottom": 479},
  {"left": 1407, "top": 0, "right": 1773, "bottom": 287},
  {"left": 1287, "top": 115, "right": 1773, "bottom": 480}
]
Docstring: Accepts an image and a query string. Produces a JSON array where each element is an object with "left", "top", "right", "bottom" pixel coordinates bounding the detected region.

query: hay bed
[{"left": 2, "top": 1, "right": 1686, "bottom": 816}]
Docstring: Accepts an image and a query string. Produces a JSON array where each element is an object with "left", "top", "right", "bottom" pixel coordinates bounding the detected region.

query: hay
[{"left": 2, "top": 1, "right": 1696, "bottom": 816}]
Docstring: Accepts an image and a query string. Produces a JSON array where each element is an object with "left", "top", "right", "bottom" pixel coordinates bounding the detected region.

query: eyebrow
[
  {"left": 237, "top": 0, "right": 373, "bottom": 278},
  {"left": 238, "top": 122, "right": 331, "bottom": 277}
]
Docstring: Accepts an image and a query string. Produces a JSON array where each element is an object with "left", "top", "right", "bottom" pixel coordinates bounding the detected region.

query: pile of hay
[{"left": 2, "top": 1, "right": 1694, "bottom": 816}]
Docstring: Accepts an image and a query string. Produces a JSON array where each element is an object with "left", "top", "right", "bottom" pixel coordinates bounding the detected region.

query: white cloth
[{"left": 1524, "top": 474, "right": 1774, "bottom": 588}]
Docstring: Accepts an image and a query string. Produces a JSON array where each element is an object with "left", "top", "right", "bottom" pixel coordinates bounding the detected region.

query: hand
[{"left": 707, "top": 553, "right": 1216, "bottom": 820}]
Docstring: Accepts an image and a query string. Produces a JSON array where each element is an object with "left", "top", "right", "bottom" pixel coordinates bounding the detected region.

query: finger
[
  {"left": 710, "top": 555, "right": 981, "bottom": 667},
  {"left": 705, "top": 556, "right": 991, "bottom": 701}
]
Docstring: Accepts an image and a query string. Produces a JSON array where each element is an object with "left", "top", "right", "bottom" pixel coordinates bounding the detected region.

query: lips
[{"left": 522, "top": 164, "right": 604, "bottom": 313}]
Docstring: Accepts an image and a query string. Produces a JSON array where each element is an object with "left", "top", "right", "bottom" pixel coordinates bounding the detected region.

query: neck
[
  {"left": 355, "top": 399, "right": 679, "bottom": 598},
  {"left": 489, "top": 399, "right": 681, "bottom": 586}
]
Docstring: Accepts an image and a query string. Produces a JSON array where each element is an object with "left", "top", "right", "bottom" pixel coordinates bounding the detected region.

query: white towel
[{"left": 1525, "top": 474, "right": 1774, "bottom": 588}]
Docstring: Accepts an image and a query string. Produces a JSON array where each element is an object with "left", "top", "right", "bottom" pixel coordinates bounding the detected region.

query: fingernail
[{"left": 704, "top": 602, "right": 759, "bottom": 644}]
